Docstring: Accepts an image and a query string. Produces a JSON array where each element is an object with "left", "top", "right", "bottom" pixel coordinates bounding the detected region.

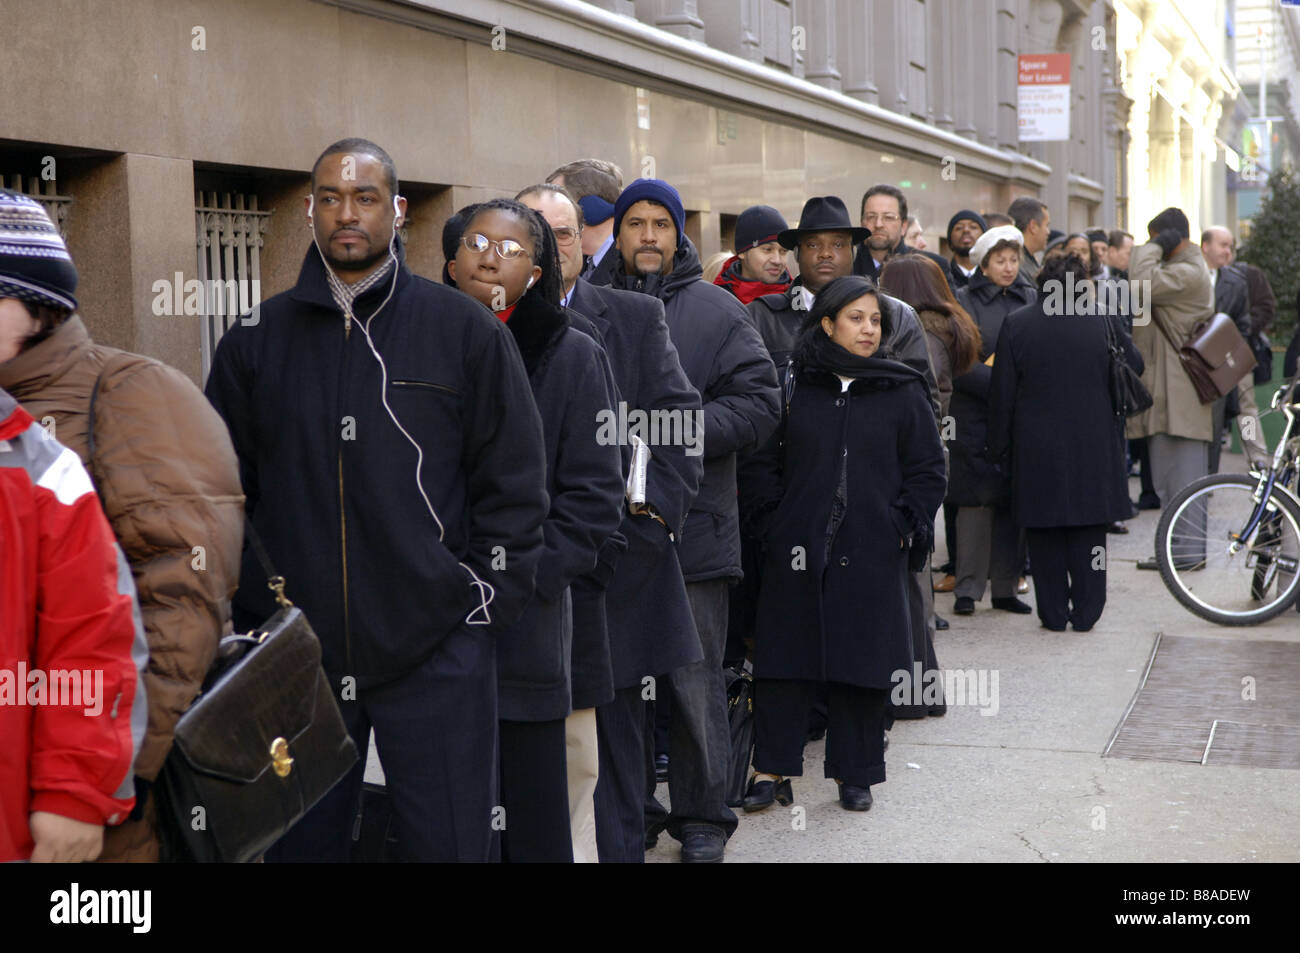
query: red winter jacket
[{"left": 0, "top": 389, "right": 142, "bottom": 862}]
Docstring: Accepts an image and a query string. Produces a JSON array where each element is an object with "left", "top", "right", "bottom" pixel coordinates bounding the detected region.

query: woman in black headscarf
[{"left": 740, "top": 276, "right": 946, "bottom": 812}]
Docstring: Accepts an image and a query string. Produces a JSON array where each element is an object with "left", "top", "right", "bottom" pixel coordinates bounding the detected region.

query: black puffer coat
[{"left": 610, "top": 237, "right": 781, "bottom": 583}]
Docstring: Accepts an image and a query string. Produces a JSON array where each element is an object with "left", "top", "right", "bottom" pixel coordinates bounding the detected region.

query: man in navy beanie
[{"left": 596, "top": 178, "right": 780, "bottom": 862}]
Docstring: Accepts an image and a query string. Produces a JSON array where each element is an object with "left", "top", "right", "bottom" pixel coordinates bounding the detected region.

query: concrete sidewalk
[{"left": 650, "top": 459, "right": 1300, "bottom": 863}]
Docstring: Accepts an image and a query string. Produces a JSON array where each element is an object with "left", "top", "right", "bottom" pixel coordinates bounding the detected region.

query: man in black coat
[
  {"left": 608, "top": 177, "right": 781, "bottom": 863},
  {"left": 748, "top": 196, "right": 942, "bottom": 419},
  {"left": 205, "top": 139, "right": 551, "bottom": 862},
  {"left": 1202, "top": 226, "right": 1264, "bottom": 470},
  {"left": 853, "top": 184, "right": 953, "bottom": 290},
  {"left": 519, "top": 184, "right": 704, "bottom": 863}
]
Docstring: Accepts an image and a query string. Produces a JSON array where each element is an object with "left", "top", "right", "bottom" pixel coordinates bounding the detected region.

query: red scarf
[
  {"left": 713, "top": 256, "right": 791, "bottom": 305},
  {"left": 494, "top": 303, "right": 517, "bottom": 324}
]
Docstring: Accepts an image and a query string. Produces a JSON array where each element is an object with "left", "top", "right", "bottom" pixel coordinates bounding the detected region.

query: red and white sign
[{"left": 1018, "top": 53, "right": 1071, "bottom": 142}]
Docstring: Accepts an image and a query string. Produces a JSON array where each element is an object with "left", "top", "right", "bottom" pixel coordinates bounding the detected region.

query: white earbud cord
[{"left": 311, "top": 208, "right": 496, "bottom": 626}]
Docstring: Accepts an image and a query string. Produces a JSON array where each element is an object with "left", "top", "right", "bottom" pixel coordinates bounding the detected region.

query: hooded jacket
[
  {"left": 205, "top": 245, "right": 550, "bottom": 687},
  {"left": 746, "top": 331, "right": 947, "bottom": 689},
  {"left": 611, "top": 236, "right": 781, "bottom": 582},
  {"left": 1, "top": 390, "right": 145, "bottom": 863},
  {"left": 713, "top": 255, "right": 792, "bottom": 305},
  {"left": 494, "top": 293, "right": 625, "bottom": 722},
  {"left": 0, "top": 316, "right": 240, "bottom": 862}
]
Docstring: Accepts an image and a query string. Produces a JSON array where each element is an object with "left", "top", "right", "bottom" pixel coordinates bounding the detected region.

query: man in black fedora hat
[
  {"left": 746, "top": 196, "right": 940, "bottom": 414},
  {"left": 746, "top": 196, "right": 869, "bottom": 368}
]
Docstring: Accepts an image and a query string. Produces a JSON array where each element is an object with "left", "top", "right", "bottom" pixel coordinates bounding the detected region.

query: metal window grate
[
  {"left": 3, "top": 173, "right": 72, "bottom": 240},
  {"left": 196, "top": 190, "right": 270, "bottom": 382}
]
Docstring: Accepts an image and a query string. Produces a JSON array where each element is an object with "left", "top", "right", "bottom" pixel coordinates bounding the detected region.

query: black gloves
[{"left": 1152, "top": 228, "right": 1184, "bottom": 257}]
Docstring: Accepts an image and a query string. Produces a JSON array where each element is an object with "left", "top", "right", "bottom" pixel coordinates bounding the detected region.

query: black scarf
[
  {"left": 791, "top": 325, "right": 922, "bottom": 387},
  {"left": 505, "top": 290, "right": 569, "bottom": 378}
]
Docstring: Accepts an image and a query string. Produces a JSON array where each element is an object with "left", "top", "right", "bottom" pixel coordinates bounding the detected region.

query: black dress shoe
[
  {"left": 742, "top": 776, "right": 793, "bottom": 812},
  {"left": 934, "top": 614, "right": 949, "bottom": 631},
  {"left": 680, "top": 827, "right": 725, "bottom": 863},
  {"left": 991, "top": 596, "right": 1033, "bottom": 614},
  {"left": 953, "top": 596, "right": 975, "bottom": 615},
  {"left": 838, "top": 783, "right": 873, "bottom": 811},
  {"left": 927, "top": 703, "right": 947, "bottom": 717},
  {"left": 1107, "top": 521, "right": 1129, "bottom": 534}
]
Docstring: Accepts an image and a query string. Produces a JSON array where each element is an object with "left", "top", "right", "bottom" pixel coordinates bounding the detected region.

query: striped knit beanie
[{"left": 0, "top": 190, "right": 78, "bottom": 311}]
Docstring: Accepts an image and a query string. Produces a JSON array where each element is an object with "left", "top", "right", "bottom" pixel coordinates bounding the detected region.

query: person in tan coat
[
  {"left": 0, "top": 193, "right": 244, "bottom": 861},
  {"left": 1126, "top": 207, "right": 1214, "bottom": 571}
]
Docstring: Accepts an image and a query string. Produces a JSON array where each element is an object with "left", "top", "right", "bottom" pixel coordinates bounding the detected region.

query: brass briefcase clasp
[{"left": 270, "top": 737, "right": 294, "bottom": 778}]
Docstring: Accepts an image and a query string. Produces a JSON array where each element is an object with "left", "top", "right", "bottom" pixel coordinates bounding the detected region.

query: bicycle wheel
[{"left": 1155, "top": 472, "right": 1300, "bottom": 625}]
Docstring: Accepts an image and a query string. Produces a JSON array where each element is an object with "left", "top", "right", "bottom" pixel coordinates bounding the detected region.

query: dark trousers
[
  {"left": 1025, "top": 525, "right": 1108, "bottom": 631},
  {"left": 890, "top": 568, "right": 941, "bottom": 719},
  {"left": 753, "top": 679, "right": 888, "bottom": 788},
  {"left": 499, "top": 718, "right": 573, "bottom": 863},
  {"left": 942, "top": 499, "right": 958, "bottom": 570},
  {"left": 646, "top": 580, "right": 739, "bottom": 841},
  {"left": 594, "top": 683, "right": 647, "bottom": 862},
  {"left": 1133, "top": 437, "right": 1156, "bottom": 501},
  {"left": 264, "top": 625, "right": 497, "bottom": 863}
]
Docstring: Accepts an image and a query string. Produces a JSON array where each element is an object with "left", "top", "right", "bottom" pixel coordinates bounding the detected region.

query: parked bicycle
[{"left": 1156, "top": 377, "right": 1300, "bottom": 625}]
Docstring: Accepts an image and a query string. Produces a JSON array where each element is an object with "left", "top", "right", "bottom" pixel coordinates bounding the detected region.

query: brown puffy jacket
[{"left": 0, "top": 316, "right": 244, "bottom": 861}]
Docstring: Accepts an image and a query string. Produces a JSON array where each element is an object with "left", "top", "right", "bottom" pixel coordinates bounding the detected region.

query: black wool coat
[
  {"left": 746, "top": 338, "right": 947, "bottom": 690},
  {"left": 567, "top": 277, "right": 706, "bottom": 693},
  {"left": 206, "top": 246, "right": 549, "bottom": 688},
  {"left": 610, "top": 238, "right": 781, "bottom": 584},
  {"left": 947, "top": 270, "right": 1036, "bottom": 507},
  {"left": 986, "top": 300, "right": 1143, "bottom": 528},
  {"left": 495, "top": 297, "right": 625, "bottom": 721}
]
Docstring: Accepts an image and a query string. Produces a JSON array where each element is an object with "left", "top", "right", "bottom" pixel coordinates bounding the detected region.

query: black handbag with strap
[
  {"left": 1102, "top": 312, "right": 1153, "bottom": 418},
  {"left": 88, "top": 363, "right": 358, "bottom": 863}
]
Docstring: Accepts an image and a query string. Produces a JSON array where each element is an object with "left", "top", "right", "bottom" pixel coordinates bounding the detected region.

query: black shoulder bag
[
  {"left": 1103, "top": 313, "right": 1153, "bottom": 418},
  {"left": 89, "top": 363, "right": 358, "bottom": 862}
]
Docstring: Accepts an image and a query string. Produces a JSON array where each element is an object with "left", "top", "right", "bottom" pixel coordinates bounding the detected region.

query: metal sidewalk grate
[{"left": 1104, "top": 634, "right": 1300, "bottom": 769}]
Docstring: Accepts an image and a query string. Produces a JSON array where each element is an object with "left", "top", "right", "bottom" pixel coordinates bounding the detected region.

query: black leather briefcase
[{"left": 156, "top": 530, "right": 358, "bottom": 863}]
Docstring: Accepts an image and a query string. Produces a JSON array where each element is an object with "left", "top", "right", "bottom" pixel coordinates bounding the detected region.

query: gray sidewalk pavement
[
  {"left": 363, "top": 455, "right": 1300, "bottom": 862},
  {"left": 650, "top": 458, "right": 1300, "bottom": 862}
]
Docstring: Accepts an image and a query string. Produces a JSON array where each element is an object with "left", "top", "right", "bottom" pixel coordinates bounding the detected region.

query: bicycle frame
[{"left": 1230, "top": 380, "right": 1300, "bottom": 555}]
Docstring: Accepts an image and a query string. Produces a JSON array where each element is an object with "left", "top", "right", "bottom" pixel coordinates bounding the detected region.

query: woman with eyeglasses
[
  {"left": 447, "top": 199, "right": 626, "bottom": 861},
  {"left": 742, "top": 276, "right": 946, "bottom": 813}
]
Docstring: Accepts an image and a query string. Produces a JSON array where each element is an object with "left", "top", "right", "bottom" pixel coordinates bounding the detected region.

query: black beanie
[
  {"left": 734, "top": 205, "right": 789, "bottom": 252},
  {"left": 946, "top": 209, "right": 987, "bottom": 243}
]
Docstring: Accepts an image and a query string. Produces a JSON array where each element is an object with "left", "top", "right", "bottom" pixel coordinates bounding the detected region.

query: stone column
[
  {"left": 838, "top": 0, "right": 878, "bottom": 104},
  {"left": 634, "top": 0, "right": 706, "bottom": 42},
  {"left": 698, "top": 0, "right": 762, "bottom": 62},
  {"left": 802, "top": 0, "right": 841, "bottom": 91}
]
